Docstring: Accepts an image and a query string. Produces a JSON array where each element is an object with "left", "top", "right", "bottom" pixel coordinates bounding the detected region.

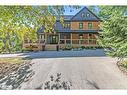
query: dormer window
[
  {"left": 86, "top": 13, "right": 90, "bottom": 17},
  {"left": 82, "top": 13, "right": 90, "bottom": 18},
  {"left": 64, "top": 23, "right": 70, "bottom": 28},
  {"left": 82, "top": 13, "right": 86, "bottom": 18}
]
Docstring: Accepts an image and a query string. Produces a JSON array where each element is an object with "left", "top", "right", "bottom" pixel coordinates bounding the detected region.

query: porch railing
[
  {"left": 24, "top": 39, "right": 98, "bottom": 45},
  {"left": 59, "top": 39, "right": 97, "bottom": 45}
]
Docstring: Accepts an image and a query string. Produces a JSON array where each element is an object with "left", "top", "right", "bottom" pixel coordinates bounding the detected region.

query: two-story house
[{"left": 23, "top": 7, "right": 102, "bottom": 51}]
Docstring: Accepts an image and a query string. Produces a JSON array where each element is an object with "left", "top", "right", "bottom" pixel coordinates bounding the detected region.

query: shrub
[
  {"left": 80, "top": 46, "right": 85, "bottom": 49},
  {"left": 64, "top": 44, "right": 72, "bottom": 50},
  {"left": 122, "top": 60, "right": 127, "bottom": 68}
]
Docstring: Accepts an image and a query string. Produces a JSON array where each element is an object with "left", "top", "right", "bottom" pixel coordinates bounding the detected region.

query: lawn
[{"left": 0, "top": 57, "right": 31, "bottom": 64}]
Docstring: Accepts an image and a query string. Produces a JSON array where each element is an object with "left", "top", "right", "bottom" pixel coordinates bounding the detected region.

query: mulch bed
[{"left": 0, "top": 61, "right": 35, "bottom": 90}]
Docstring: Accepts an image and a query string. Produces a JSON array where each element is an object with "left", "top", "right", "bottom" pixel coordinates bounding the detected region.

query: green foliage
[
  {"left": 98, "top": 6, "right": 127, "bottom": 59},
  {"left": 0, "top": 6, "right": 80, "bottom": 53},
  {"left": 122, "top": 60, "right": 127, "bottom": 68},
  {"left": 65, "top": 44, "right": 72, "bottom": 50}
]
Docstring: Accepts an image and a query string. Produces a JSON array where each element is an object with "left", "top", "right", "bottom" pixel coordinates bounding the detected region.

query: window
[
  {"left": 79, "top": 34, "right": 83, "bottom": 39},
  {"left": 86, "top": 13, "right": 90, "bottom": 17},
  {"left": 67, "top": 23, "right": 70, "bottom": 28},
  {"left": 82, "top": 13, "right": 90, "bottom": 18},
  {"left": 89, "top": 34, "right": 93, "bottom": 39},
  {"left": 79, "top": 23, "right": 83, "bottom": 29},
  {"left": 82, "top": 13, "right": 86, "bottom": 18},
  {"left": 88, "top": 22, "right": 93, "bottom": 29},
  {"left": 64, "top": 23, "right": 70, "bottom": 28},
  {"left": 40, "top": 35, "right": 44, "bottom": 40}
]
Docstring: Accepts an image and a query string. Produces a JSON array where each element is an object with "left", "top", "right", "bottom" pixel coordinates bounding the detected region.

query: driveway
[
  {"left": 0, "top": 49, "right": 105, "bottom": 58},
  {"left": 20, "top": 57, "right": 127, "bottom": 89}
]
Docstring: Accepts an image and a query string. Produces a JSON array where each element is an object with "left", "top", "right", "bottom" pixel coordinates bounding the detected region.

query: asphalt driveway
[
  {"left": 0, "top": 49, "right": 105, "bottom": 58},
  {"left": 20, "top": 57, "right": 127, "bottom": 89}
]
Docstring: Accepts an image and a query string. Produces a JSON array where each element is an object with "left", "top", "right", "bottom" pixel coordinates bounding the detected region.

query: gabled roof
[
  {"left": 71, "top": 7, "right": 100, "bottom": 21},
  {"left": 55, "top": 7, "right": 101, "bottom": 21}
]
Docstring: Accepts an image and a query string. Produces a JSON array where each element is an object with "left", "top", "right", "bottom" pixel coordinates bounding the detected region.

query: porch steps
[{"left": 45, "top": 45, "right": 57, "bottom": 51}]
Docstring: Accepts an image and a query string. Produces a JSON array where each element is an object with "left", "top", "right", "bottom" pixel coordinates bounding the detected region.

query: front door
[{"left": 49, "top": 35, "right": 58, "bottom": 44}]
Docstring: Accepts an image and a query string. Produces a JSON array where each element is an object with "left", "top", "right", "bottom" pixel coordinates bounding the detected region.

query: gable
[{"left": 71, "top": 7, "right": 100, "bottom": 21}]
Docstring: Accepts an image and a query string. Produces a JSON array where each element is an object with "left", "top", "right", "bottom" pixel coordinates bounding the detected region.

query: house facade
[{"left": 23, "top": 7, "right": 102, "bottom": 51}]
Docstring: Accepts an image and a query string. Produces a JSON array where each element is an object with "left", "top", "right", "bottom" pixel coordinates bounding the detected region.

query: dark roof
[
  {"left": 38, "top": 22, "right": 102, "bottom": 33},
  {"left": 54, "top": 22, "right": 70, "bottom": 31},
  {"left": 56, "top": 15, "right": 73, "bottom": 21},
  {"left": 37, "top": 26, "right": 45, "bottom": 33}
]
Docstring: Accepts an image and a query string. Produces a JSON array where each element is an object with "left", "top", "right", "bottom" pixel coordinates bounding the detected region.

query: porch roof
[{"left": 37, "top": 27, "right": 102, "bottom": 33}]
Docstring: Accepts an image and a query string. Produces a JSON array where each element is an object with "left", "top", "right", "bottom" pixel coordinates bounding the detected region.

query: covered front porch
[{"left": 23, "top": 32, "right": 99, "bottom": 51}]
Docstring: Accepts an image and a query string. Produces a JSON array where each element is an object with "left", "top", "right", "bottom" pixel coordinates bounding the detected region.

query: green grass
[{"left": 0, "top": 57, "right": 30, "bottom": 64}]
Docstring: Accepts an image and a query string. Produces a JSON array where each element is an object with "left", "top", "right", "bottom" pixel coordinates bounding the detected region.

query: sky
[
  {"left": 63, "top": 6, "right": 99, "bottom": 15},
  {"left": 63, "top": 6, "right": 84, "bottom": 15}
]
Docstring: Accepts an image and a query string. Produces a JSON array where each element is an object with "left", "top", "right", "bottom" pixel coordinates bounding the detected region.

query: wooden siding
[
  {"left": 71, "top": 21, "right": 100, "bottom": 30},
  {"left": 72, "top": 33, "right": 79, "bottom": 39}
]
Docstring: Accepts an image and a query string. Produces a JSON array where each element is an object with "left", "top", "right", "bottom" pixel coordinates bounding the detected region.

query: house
[{"left": 23, "top": 7, "right": 102, "bottom": 51}]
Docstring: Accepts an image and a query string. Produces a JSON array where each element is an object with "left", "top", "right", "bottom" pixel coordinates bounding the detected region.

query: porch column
[
  {"left": 38, "top": 34, "right": 41, "bottom": 44},
  {"left": 71, "top": 33, "right": 72, "bottom": 45},
  {"left": 58, "top": 33, "right": 60, "bottom": 45},
  {"left": 88, "top": 33, "right": 89, "bottom": 45},
  {"left": 45, "top": 33, "right": 47, "bottom": 44},
  {"left": 38, "top": 34, "right": 40, "bottom": 51}
]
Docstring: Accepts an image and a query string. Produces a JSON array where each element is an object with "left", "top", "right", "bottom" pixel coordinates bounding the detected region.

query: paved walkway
[{"left": 20, "top": 57, "right": 127, "bottom": 89}]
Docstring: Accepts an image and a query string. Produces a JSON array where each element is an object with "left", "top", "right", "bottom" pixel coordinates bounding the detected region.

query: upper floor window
[
  {"left": 79, "top": 23, "right": 83, "bottom": 29},
  {"left": 64, "top": 23, "right": 70, "bottom": 28},
  {"left": 88, "top": 22, "right": 93, "bottom": 29}
]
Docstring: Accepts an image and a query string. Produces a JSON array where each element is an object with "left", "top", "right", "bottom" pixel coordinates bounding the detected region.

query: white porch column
[
  {"left": 88, "top": 33, "right": 89, "bottom": 45},
  {"left": 71, "top": 33, "right": 72, "bottom": 45}
]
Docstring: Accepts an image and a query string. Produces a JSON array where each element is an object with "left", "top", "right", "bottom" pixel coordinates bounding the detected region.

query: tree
[
  {"left": 0, "top": 6, "right": 80, "bottom": 53},
  {"left": 98, "top": 6, "right": 127, "bottom": 62}
]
